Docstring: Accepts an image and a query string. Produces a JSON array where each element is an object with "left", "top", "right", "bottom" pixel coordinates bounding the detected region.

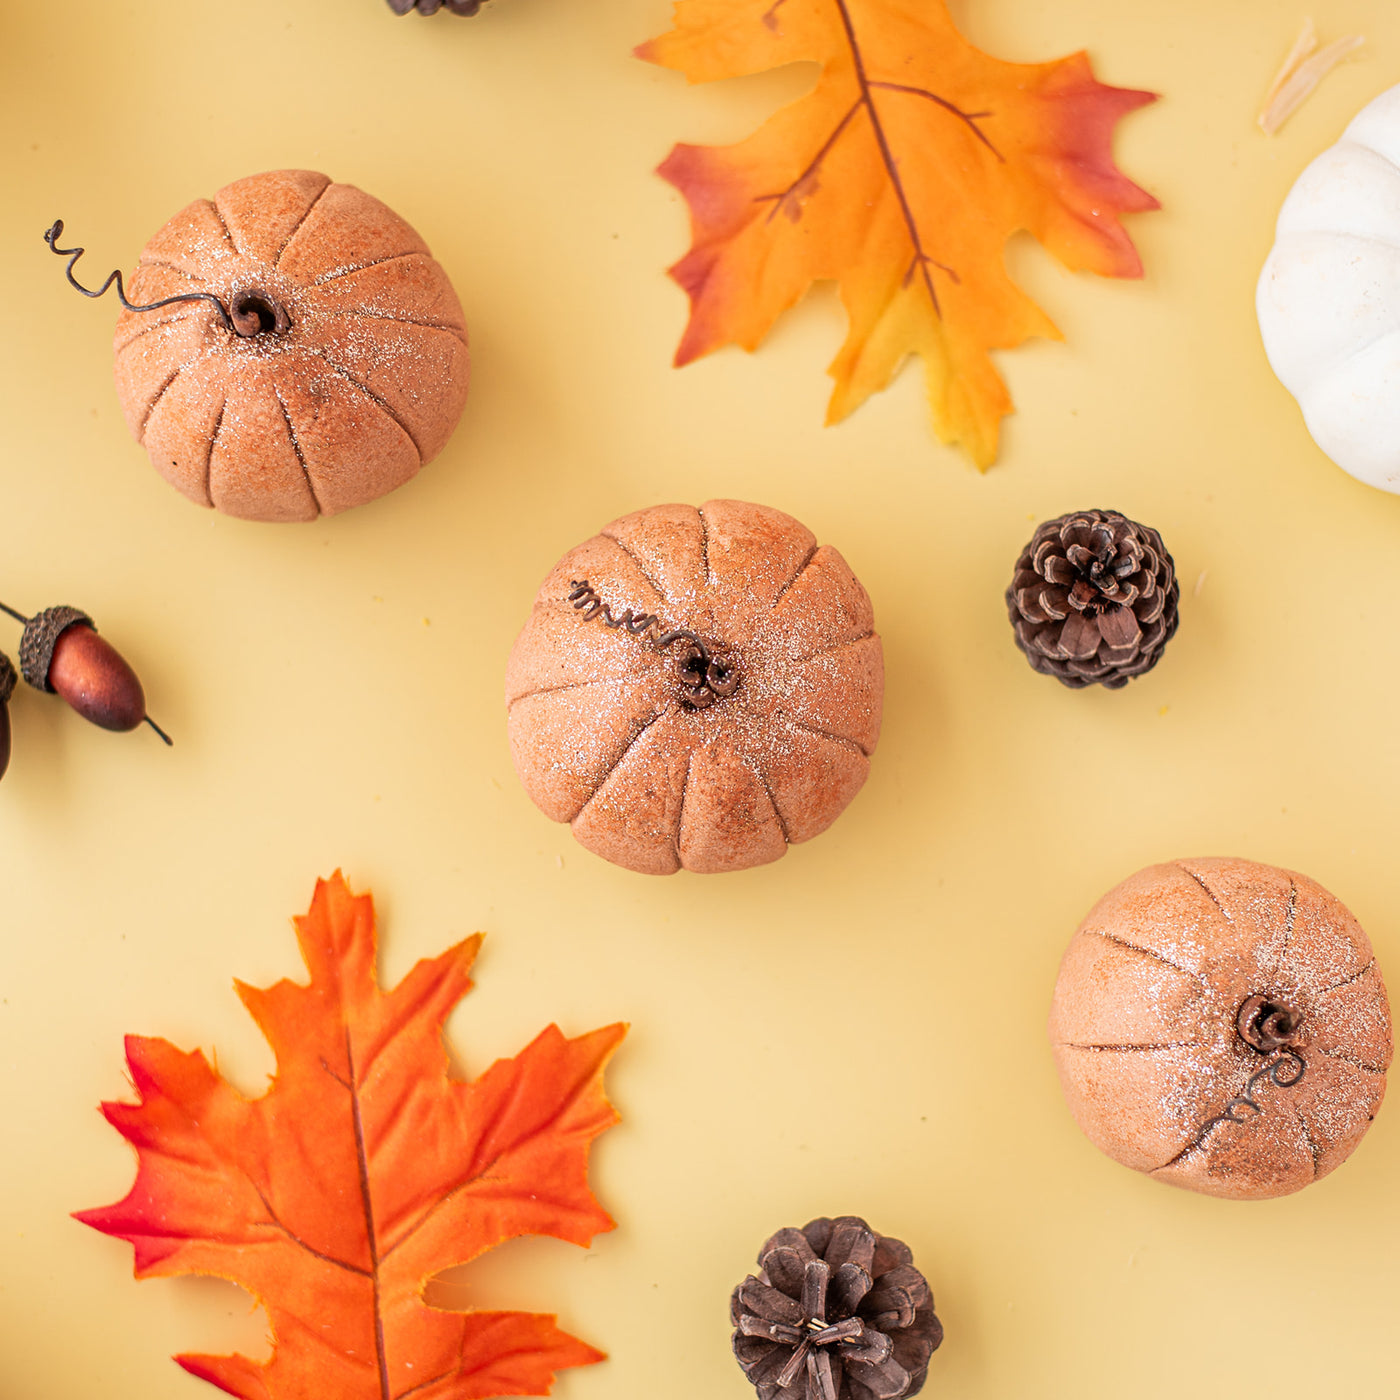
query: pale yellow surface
[{"left": 2, "top": 1, "right": 1399, "bottom": 1396}]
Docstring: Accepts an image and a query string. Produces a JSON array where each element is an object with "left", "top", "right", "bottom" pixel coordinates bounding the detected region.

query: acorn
[
  {"left": 1, "top": 603, "right": 171, "bottom": 744},
  {"left": 0, "top": 652, "right": 15, "bottom": 780}
]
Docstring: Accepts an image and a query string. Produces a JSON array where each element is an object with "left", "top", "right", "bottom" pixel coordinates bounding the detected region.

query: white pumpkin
[{"left": 1257, "top": 84, "right": 1400, "bottom": 492}]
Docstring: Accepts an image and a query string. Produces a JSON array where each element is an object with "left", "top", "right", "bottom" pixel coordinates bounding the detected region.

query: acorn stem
[
  {"left": 0, "top": 601, "right": 30, "bottom": 625},
  {"left": 144, "top": 715, "right": 174, "bottom": 747}
]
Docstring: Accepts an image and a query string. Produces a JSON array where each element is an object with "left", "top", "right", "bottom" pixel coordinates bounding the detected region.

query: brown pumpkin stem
[
  {"left": 1237, "top": 995, "right": 1302, "bottom": 1053},
  {"left": 567, "top": 580, "right": 742, "bottom": 710},
  {"left": 43, "top": 219, "right": 276, "bottom": 338},
  {"left": 227, "top": 289, "right": 292, "bottom": 338}
]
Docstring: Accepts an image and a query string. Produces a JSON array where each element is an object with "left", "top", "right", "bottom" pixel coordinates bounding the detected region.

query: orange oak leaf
[
  {"left": 75, "top": 872, "right": 626, "bottom": 1400},
  {"left": 638, "top": 0, "right": 1160, "bottom": 466}
]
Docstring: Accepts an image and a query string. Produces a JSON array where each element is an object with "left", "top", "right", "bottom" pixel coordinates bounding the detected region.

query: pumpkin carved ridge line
[
  {"left": 115, "top": 307, "right": 203, "bottom": 356},
  {"left": 204, "top": 197, "right": 241, "bottom": 257},
  {"left": 1177, "top": 863, "right": 1233, "bottom": 927},
  {"left": 1151, "top": 1127, "right": 1209, "bottom": 1175},
  {"left": 313, "top": 250, "right": 423, "bottom": 289},
  {"left": 273, "top": 177, "right": 334, "bottom": 271},
  {"left": 1315, "top": 1045, "right": 1387, "bottom": 1075},
  {"left": 1271, "top": 880, "right": 1301, "bottom": 981},
  {"left": 746, "top": 752, "right": 791, "bottom": 844},
  {"left": 312, "top": 349, "right": 425, "bottom": 463},
  {"left": 1317, "top": 956, "right": 1378, "bottom": 997},
  {"left": 600, "top": 530, "right": 667, "bottom": 599},
  {"left": 792, "top": 630, "right": 877, "bottom": 666},
  {"left": 138, "top": 366, "right": 186, "bottom": 444},
  {"left": 506, "top": 674, "right": 635, "bottom": 711},
  {"left": 324, "top": 308, "right": 468, "bottom": 349},
  {"left": 273, "top": 384, "right": 323, "bottom": 517},
  {"left": 770, "top": 543, "right": 819, "bottom": 608},
  {"left": 135, "top": 257, "right": 212, "bottom": 289},
  {"left": 568, "top": 706, "right": 673, "bottom": 825},
  {"left": 201, "top": 398, "right": 228, "bottom": 510},
  {"left": 1058, "top": 1040, "right": 1204, "bottom": 1053},
  {"left": 785, "top": 717, "right": 871, "bottom": 759},
  {"left": 671, "top": 750, "right": 696, "bottom": 865},
  {"left": 1085, "top": 927, "right": 1210, "bottom": 989},
  {"left": 697, "top": 505, "right": 712, "bottom": 585},
  {"left": 1149, "top": 1087, "right": 1254, "bottom": 1174},
  {"left": 1291, "top": 1098, "right": 1323, "bottom": 1180}
]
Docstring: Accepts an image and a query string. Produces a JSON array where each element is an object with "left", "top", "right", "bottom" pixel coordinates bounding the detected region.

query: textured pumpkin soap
[
  {"left": 113, "top": 168, "right": 469, "bottom": 522},
  {"left": 505, "top": 500, "right": 883, "bottom": 875},
  {"left": 1050, "top": 857, "right": 1391, "bottom": 1199}
]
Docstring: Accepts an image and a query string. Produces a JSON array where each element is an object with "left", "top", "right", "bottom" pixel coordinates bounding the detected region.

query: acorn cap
[
  {"left": 0, "top": 652, "right": 16, "bottom": 706},
  {"left": 19, "top": 606, "right": 93, "bottom": 693}
]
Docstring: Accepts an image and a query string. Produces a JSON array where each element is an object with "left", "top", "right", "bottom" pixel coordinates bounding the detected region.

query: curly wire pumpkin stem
[
  {"left": 1189, "top": 998, "right": 1309, "bottom": 1140},
  {"left": 567, "top": 580, "right": 739, "bottom": 709},
  {"left": 44, "top": 219, "right": 240, "bottom": 335}
]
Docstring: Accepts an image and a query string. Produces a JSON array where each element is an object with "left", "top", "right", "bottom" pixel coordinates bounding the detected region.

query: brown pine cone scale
[
  {"left": 1006, "top": 508, "right": 1179, "bottom": 689},
  {"left": 387, "top": 0, "right": 486, "bottom": 14},
  {"left": 731, "top": 1216, "right": 943, "bottom": 1400}
]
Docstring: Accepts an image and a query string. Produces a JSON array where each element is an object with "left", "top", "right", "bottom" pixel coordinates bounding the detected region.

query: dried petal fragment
[{"left": 1259, "top": 21, "right": 1365, "bottom": 135}]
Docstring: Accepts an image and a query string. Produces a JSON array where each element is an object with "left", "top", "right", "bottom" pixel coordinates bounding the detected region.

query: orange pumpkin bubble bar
[
  {"left": 113, "top": 169, "right": 469, "bottom": 522},
  {"left": 505, "top": 500, "right": 883, "bottom": 875},
  {"left": 1050, "top": 857, "right": 1392, "bottom": 1199}
]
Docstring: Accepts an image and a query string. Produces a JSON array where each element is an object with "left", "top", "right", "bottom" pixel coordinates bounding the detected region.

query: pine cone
[
  {"left": 731, "top": 1216, "right": 943, "bottom": 1400},
  {"left": 386, "top": 0, "right": 486, "bottom": 15},
  {"left": 1006, "top": 508, "right": 1179, "bottom": 690}
]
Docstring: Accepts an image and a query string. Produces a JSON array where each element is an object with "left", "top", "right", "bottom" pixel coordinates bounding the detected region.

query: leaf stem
[
  {"left": 830, "top": 0, "right": 945, "bottom": 315},
  {"left": 869, "top": 81, "right": 1005, "bottom": 161},
  {"left": 345, "top": 1029, "right": 392, "bottom": 1400},
  {"left": 758, "top": 100, "right": 863, "bottom": 224}
]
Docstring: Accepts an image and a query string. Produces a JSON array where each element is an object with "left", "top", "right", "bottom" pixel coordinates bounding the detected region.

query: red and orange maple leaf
[
  {"left": 76, "top": 872, "right": 626, "bottom": 1400},
  {"left": 638, "top": 0, "right": 1159, "bottom": 466}
]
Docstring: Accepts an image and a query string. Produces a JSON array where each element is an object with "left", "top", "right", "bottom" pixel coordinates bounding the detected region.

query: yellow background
[{"left": 2, "top": 0, "right": 1398, "bottom": 1396}]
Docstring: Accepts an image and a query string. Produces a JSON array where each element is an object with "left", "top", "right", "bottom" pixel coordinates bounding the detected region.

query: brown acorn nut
[
  {"left": 0, "top": 652, "right": 15, "bottom": 781},
  {"left": 8, "top": 605, "right": 171, "bottom": 743},
  {"left": 505, "top": 500, "right": 883, "bottom": 875},
  {"left": 1049, "top": 857, "right": 1392, "bottom": 1200}
]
